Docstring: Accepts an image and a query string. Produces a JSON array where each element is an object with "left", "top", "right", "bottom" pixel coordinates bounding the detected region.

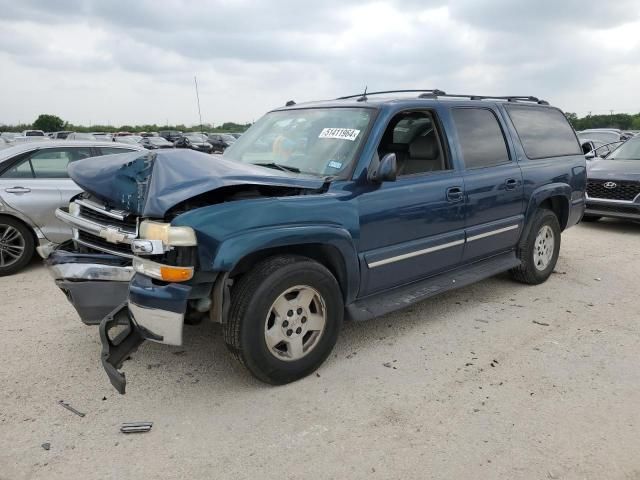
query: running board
[{"left": 346, "top": 252, "right": 521, "bottom": 321}]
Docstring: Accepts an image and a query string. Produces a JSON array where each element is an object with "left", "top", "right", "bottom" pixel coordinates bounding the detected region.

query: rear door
[
  {"left": 0, "top": 146, "right": 92, "bottom": 242},
  {"left": 450, "top": 107, "right": 524, "bottom": 262}
]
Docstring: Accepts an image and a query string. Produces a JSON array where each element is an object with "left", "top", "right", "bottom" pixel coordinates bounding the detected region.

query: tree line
[
  {"left": 564, "top": 112, "right": 640, "bottom": 131},
  {"left": 0, "top": 114, "right": 251, "bottom": 134}
]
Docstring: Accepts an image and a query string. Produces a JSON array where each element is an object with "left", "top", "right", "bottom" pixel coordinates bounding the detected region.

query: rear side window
[
  {"left": 1, "top": 147, "right": 92, "bottom": 178},
  {"left": 452, "top": 108, "right": 510, "bottom": 169},
  {"left": 505, "top": 106, "right": 581, "bottom": 159}
]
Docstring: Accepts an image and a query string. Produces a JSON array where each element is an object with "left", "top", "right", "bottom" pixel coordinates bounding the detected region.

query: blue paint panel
[{"left": 128, "top": 273, "right": 191, "bottom": 314}]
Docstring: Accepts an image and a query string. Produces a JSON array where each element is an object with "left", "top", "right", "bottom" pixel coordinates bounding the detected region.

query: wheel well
[
  {"left": 0, "top": 213, "right": 38, "bottom": 249},
  {"left": 539, "top": 196, "right": 569, "bottom": 230},
  {"left": 230, "top": 244, "right": 348, "bottom": 300}
]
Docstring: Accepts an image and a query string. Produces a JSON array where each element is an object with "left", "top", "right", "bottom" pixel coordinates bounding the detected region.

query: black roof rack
[{"left": 336, "top": 89, "right": 549, "bottom": 105}]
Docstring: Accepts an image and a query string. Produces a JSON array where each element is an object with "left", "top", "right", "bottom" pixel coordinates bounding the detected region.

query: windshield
[
  {"left": 220, "top": 134, "right": 236, "bottom": 142},
  {"left": 606, "top": 136, "right": 640, "bottom": 160},
  {"left": 186, "top": 133, "right": 207, "bottom": 142},
  {"left": 25, "top": 131, "right": 44, "bottom": 136},
  {"left": 223, "top": 107, "right": 373, "bottom": 176},
  {"left": 149, "top": 137, "right": 171, "bottom": 144}
]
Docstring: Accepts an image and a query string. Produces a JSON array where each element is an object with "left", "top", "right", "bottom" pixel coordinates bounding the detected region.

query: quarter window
[
  {"left": 505, "top": 105, "right": 582, "bottom": 159},
  {"left": 452, "top": 108, "right": 510, "bottom": 169}
]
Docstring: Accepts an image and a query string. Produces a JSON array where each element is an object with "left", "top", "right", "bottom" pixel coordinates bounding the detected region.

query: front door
[
  {"left": 357, "top": 109, "right": 466, "bottom": 296},
  {"left": 0, "top": 146, "right": 92, "bottom": 243}
]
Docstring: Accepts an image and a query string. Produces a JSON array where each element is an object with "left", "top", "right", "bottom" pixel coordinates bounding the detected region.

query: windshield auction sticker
[{"left": 318, "top": 128, "right": 360, "bottom": 141}]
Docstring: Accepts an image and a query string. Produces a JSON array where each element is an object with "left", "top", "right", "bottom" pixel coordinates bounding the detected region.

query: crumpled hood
[
  {"left": 587, "top": 159, "right": 640, "bottom": 182},
  {"left": 68, "top": 149, "right": 326, "bottom": 217}
]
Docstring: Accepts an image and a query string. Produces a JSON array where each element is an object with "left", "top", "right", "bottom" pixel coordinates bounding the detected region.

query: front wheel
[
  {"left": 510, "top": 209, "right": 561, "bottom": 285},
  {"left": 224, "top": 255, "right": 343, "bottom": 384},
  {"left": 0, "top": 217, "right": 34, "bottom": 276}
]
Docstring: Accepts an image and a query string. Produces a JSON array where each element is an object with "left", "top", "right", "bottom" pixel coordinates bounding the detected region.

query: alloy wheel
[{"left": 0, "top": 224, "right": 26, "bottom": 268}]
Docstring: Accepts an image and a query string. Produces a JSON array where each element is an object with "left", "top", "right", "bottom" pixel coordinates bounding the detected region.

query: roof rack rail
[{"left": 336, "top": 90, "right": 549, "bottom": 105}]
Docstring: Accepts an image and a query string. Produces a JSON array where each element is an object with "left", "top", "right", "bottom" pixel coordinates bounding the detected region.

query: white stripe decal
[
  {"left": 368, "top": 239, "right": 465, "bottom": 268},
  {"left": 367, "top": 224, "right": 520, "bottom": 268},
  {"left": 466, "top": 224, "right": 519, "bottom": 242}
]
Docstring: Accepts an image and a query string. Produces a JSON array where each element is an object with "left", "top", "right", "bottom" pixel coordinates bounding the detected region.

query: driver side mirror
[
  {"left": 369, "top": 153, "right": 397, "bottom": 183},
  {"left": 585, "top": 150, "right": 596, "bottom": 159}
]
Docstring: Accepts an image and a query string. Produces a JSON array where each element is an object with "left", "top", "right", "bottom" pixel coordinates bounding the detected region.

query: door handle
[
  {"left": 446, "top": 186, "right": 464, "bottom": 202},
  {"left": 505, "top": 178, "right": 519, "bottom": 190},
  {"left": 4, "top": 187, "right": 31, "bottom": 194}
]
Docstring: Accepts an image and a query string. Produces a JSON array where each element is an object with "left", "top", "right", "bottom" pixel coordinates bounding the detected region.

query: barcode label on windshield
[{"left": 318, "top": 128, "right": 360, "bottom": 141}]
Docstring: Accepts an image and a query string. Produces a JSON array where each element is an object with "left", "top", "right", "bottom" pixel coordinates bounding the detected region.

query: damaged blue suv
[{"left": 44, "top": 90, "right": 587, "bottom": 393}]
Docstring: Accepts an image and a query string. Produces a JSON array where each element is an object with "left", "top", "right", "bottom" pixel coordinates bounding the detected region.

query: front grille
[
  {"left": 77, "top": 231, "right": 133, "bottom": 257},
  {"left": 587, "top": 180, "right": 640, "bottom": 201},
  {"left": 78, "top": 205, "right": 137, "bottom": 233}
]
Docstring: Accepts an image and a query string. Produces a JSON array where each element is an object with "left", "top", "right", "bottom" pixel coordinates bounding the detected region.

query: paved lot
[{"left": 1, "top": 220, "right": 639, "bottom": 480}]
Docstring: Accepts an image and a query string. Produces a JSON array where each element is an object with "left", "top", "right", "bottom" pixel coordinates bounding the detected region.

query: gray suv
[{"left": 0, "top": 141, "right": 143, "bottom": 275}]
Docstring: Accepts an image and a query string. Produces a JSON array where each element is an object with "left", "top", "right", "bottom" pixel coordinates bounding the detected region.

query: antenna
[
  {"left": 357, "top": 85, "right": 368, "bottom": 102},
  {"left": 194, "top": 75, "right": 204, "bottom": 134}
]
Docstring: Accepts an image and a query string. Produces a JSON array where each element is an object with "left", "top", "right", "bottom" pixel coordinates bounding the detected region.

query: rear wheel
[
  {"left": 0, "top": 217, "right": 34, "bottom": 276},
  {"left": 224, "top": 255, "right": 343, "bottom": 384},
  {"left": 581, "top": 215, "right": 601, "bottom": 222},
  {"left": 510, "top": 209, "right": 561, "bottom": 285}
]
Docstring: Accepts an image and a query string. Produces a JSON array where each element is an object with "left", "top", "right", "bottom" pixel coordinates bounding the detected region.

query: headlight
[{"left": 139, "top": 220, "right": 197, "bottom": 246}]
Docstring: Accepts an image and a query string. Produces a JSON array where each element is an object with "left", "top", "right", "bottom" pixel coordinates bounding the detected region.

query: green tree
[{"left": 33, "top": 114, "right": 65, "bottom": 132}]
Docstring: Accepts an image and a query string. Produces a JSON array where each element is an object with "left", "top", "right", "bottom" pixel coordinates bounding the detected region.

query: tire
[
  {"left": 224, "top": 255, "right": 343, "bottom": 384},
  {"left": 0, "top": 217, "right": 35, "bottom": 276},
  {"left": 510, "top": 209, "right": 561, "bottom": 285},
  {"left": 581, "top": 215, "right": 601, "bottom": 222}
]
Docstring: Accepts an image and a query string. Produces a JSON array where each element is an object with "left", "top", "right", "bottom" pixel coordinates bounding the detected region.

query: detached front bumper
[
  {"left": 101, "top": 274, "right": 191, "bottom": 394},
  {"left": 45, "top": 244, "right": 133, "bottom": 325}
]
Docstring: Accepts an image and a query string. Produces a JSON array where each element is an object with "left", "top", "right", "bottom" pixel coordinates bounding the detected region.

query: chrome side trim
[
  {"left": 368, "top": 239, "right": 465, "bottom": 268},
  {"left": 129, "top": 302, "right": 184, "bottom": 346},
  {"left": 74, "top": 234, "right": 134, "bottom": 259},
  {"left": 47, "top": 263, "right": 134, "bottom": 282},
  {"left": 467, "top": 224, "right": 519, "bottom": 243},
  {"left": 56, "top": 208, "right": 137, "bottom": 244},
  {"left": 74, "top": 198, "right": 129, "bottom": 220}
]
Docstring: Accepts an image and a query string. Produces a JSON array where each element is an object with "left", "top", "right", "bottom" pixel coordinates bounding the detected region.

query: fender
[
  {"left": 0, "top": 200, "right": 46, "bottom": 240},
  {"left": 521, "top": 182, "right": 571, "bottom": 241},
  {"left": 210, "top": 225, "right": 360, "bottom": 303}
]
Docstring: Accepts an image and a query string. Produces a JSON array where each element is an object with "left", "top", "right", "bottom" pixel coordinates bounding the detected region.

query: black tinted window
[
  {"left": 99, "top": 147, "right": 136, "bottom": 155},
  {"left": 452, "top": 108, "right": 510, "bottom": 169},
  {"left": 506, "top": 106, "right": 581, "bottom": 159}
]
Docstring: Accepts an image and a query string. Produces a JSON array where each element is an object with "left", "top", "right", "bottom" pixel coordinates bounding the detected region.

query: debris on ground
[
  {"left": 121, "top": 422, "right": 153, "bottom": 434},
  {"left": 594, "top": 277, "right": 601, "bottom": 281},
  {"left": 532, "top": 320, "right": 550, "bottom": 326},
  {"left": 58, "top": 400, "right": 85, "bottom": 417},
  {"left": 41, "top": 443, "right": 50, "bottom": 451}
]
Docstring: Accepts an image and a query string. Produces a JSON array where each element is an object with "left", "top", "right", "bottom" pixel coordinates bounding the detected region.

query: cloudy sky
[{"left": 0, "top": 0, "right": 639, "bottom": 127}]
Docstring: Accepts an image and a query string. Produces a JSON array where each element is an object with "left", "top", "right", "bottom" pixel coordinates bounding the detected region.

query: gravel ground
[{"left": 1, "top": 219, "right": 639, "bottom": 480}]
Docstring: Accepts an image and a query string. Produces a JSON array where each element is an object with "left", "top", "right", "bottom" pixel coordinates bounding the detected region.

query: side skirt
[{"left": 346, "top": 251, "right": 521, "bottom": 322}]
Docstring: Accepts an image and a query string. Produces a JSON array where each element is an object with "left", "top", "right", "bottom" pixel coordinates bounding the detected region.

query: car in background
[
  {"left": 90, "top": 132, "right": 113, "bottom": 142},
  {"left": 580, "top": 138, "right": 624, "bottom": 159},
  {"left": 174, "top": 133, "right": 213, "bottom": 153},
  {"left": 207, "top": 132, "right": 236, "bottom": 152},
  {"left": 1, "top": 133, "right": 18, "bottom": 142},
  {"left": 50, "top": 131, "right": 73, "bottom": 140},
  {"left": 140, "top": 132, "right": 159, "bottom": 138},
  {"left": 228, "top": 132, "right": 243, "bottom": 139},
  {"left": 577, "top": 129, "right": 631, "bottom": 144},
  {"left": 116, "top": 135, "right": 143, "bottom": 145},
  {"left": 0, "top": 141, "right": 145, "bottom": 275},
  {"left": 10, "top": 136, "right": 51, "bottom": 144},
  {"left": 22, "top": 130, "right": 46, "bottom": 137},
  {"left": 584, "top": 135, "right": 640, "bottom": 222},
  {"left": 112, "top": 132, "right": 132, "bottom": 141},
  {"left": 140, "top": 136, "right": 174, "bottom": 149},
  {"left": 66, "top": 132, "right": 96, "bottom": 141},
  {"left": 159, "top": 130, "right": 183, "bottom": 142}
]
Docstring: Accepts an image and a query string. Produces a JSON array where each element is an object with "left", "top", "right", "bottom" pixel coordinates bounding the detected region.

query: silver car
[{"left": 0, "top": 140, "right": 144, "bottom": 275}]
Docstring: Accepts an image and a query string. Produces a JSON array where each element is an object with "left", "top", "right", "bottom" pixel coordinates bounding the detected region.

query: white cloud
[{"left": 0, "top": 0, "right": 638, "bottom": 126}]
